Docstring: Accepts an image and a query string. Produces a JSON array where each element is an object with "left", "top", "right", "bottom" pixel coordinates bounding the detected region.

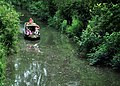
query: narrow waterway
[{"left": 4, "top": 9, "right": 120, "bottom": 86}]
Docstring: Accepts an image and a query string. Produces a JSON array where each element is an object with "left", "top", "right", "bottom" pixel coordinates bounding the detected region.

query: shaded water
[{"left": 4, "top": 9, "right": 120, "bottom": 86}]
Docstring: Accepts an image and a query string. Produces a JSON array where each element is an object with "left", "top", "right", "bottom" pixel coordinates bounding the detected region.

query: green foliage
[
  {"left": 79, "top": 3, "right": 120, "bottom": 69},
  {"left": 79, "top": 28, "right": 102, "bottom": 58},
  {"left": 66, "top": 16, "right": 83, "bottom": 37},
  {"left": 60, "top": 1, "right": 90, "bottom": 26},
  {"left": 61, "top": 20, "right": 67, "bottom": 32},
  {"left": 48, "top": 10, "right": 63, "bottom": 29},
  {"left": 48, "top": 0, "right": 91, "bottom": 40},
  {"left": 112, "top": 53, "right": 120, "bottom": 69},
  {"left": 80, "top": 3, "right": 120, "bottom": 49},
  {"left": 0, "top": 1, "right": 20, "bottom": 85},
  {"left": 27, "top": 0, "right": 57, "bottom": 21},
  {"left": 6, "top": 0, "right": 57, "bottom": 20},
  {"left": 5, "top": 0, "right": 32, "bottom": 9},
  {"left": 0, "top": 1, "right": 20, "bottom": 53},
  {"left": 28, "top": 1, "right": 49, "bottom": 20},
  {"left": 90, "top": 3, "right": 120, "bottom": 35},
  {"left": 88, "top": 32, "right": 120, "bottom": 66},
  {"left": 97, "top": 0, "right": 120, "bottom": 4}
]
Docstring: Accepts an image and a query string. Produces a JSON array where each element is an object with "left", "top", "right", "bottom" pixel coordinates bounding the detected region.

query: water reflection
[
  {"left": 65, "top": 81, "right": 80, "bottom": 86},
  {"left": 25, "top": 40, "right": 43, "bottom": 53},
  {"left": 13, "top": 61, "right": 47, "bottom": 86}
]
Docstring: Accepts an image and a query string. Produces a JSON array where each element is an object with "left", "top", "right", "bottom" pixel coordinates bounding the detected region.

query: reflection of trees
[{"left": 25, "top": 40, "right": 42, "bottom": 53}]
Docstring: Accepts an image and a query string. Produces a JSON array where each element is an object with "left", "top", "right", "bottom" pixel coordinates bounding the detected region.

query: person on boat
[
  {"left": 34, "top": 26, "right": 40, "bottom": 35},
  {"left": 29, "top": 18, "right": 34, "bottom": 24},
  {"left": 26, "top": 18, "right": 34, "bottom": 25},
  {"left": 26, "top": 27, "right": 32, "bottom": 35}
]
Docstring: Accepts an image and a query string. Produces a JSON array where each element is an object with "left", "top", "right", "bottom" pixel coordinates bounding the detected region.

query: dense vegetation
[
  {"left": 0, "top": 0, "right": 20, "bottom": 85},
  {"left": 6, "top": 0, "right": 120, "bottom": 70}
]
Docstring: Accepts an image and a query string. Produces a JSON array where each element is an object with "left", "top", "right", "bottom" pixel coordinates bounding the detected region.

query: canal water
[{"left": 4, "top": 9, "right": 120, "bottom": 86}]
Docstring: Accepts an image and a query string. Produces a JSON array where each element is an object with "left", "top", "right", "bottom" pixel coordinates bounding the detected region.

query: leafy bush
[
  {"left": 79, "top": 3, "right": 120, "bottom": 54},
  {"left": 97, "top": 0, "right": 120, "bottom": 4},
  {"left": 5, "top": 0, "right": 31, "bottom": 9},
  {"left": 88, "top": 32, "right": 120, "bottom": 67},
  {"left": 28, "top": 0, "right": 57, "bottom": 21},
  {"left": 66, "top": 16, "right": 83, "bottom": 37},
  {"left": 48, "top": 10, "right": 62, "bottom": 29},
  {"left": 48, "top": 1, "right": 91, "bottom": 40},
  {"left": 61, "top": 19, "right": 67, "bottom": 33},
  {"left": 112, "top": 53, "right": 120, "bottom": 69},
  {"left": 0, "top": 1, "right": 20, "bottom": 53},
  {"left": 79, "top": 29, "right": 102, "bottom": 58},
  {"left": 60, "top": 1, "right": 90, "bottom": 26},
  {"left": 79, "top": 15, "right": 102, "bottom": 57},
  {"left": 0, "top": 1, "right": 20, "bottom": 85},
  {"left": 79, "top": 3, "right": 120, "bottom": 69},
  {"left": 89, "top": 3, "right": 120, "bottom": 35},
  {"left": 28, "top": 1, "right": 49, "bottom": 21}
]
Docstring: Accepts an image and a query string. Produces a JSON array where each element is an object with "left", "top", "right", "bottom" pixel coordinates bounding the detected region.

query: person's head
[{"left": 29, "top": 18, "right": 33, "bottom": 23}]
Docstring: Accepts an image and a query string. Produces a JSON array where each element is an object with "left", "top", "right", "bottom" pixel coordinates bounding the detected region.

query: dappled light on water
[
  {"left": 26, "top": 43, "right": 43, "bottom": 53},
  {"left": 13, "top": 61, "right": 47, "bottom": 86}
]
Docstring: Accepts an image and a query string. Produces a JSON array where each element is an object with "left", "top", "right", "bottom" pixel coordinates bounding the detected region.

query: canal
[{"left": 4, "top": 9, "right": 120, "bottom": 86}]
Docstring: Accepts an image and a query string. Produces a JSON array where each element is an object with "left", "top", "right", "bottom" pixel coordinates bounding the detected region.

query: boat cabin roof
[{"left": 25, "top": 22, "right": 39, "bottom": 27}]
